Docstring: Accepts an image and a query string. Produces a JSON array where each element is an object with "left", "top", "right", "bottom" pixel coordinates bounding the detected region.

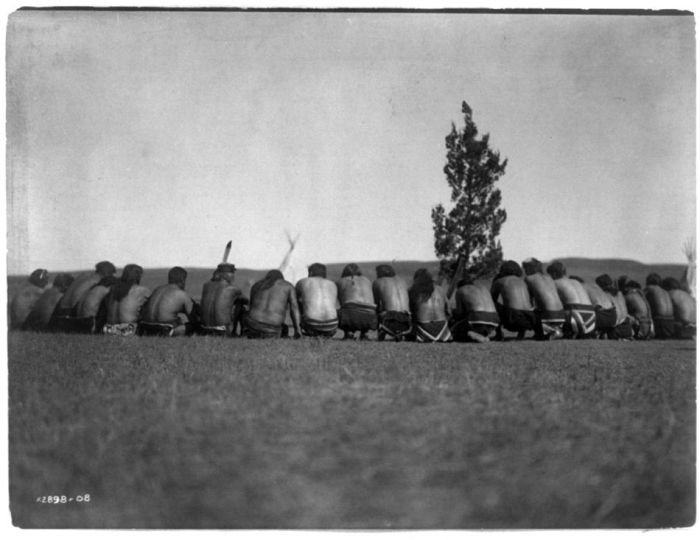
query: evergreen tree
[{"left": 431, "top": 101, "right": 508, "bottom": 280}]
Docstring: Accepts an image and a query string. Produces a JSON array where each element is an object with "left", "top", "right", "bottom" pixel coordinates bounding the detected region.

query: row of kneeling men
[{"left": 8, "top": 258, "right": 696, "bottom": 342}]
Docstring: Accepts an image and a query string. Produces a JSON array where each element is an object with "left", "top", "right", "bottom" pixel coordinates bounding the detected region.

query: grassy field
[{"left": 8, "top": 332, "right": 695, "bottom": 529}]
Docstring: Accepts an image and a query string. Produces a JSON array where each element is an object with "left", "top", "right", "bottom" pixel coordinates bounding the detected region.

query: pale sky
[{"left": 5, "top": 7, "right": 696, "bottom": 274}]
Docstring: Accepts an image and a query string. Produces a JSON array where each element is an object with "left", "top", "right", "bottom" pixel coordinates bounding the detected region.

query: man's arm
[
  {"left": 372, "top": 281, "right": 384, "bottom": 312},
  {"left": 287, "top": 286, "right": 302, "bottom": 338}
]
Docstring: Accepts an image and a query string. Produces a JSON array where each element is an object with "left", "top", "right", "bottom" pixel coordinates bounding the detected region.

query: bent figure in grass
[
  {"left": 522, "top": 258, "right": 566, "bottom": 340},
  {"left": 661, "top": 276, "right": 696, "bottom": 339},
  {"left": 594, "top": 274, "right": 633, "bottom": 340},
  {"left": 101, "top": 264, "right": 151, "bottom": 336},
  {"left": 74, "top": 275, "right": 118, "bottom": 334},
  {"left": 242, "top": 270, "right": 302, "bottom": 339},
  {"left": 9, "top": 268, "right": 50, "bottom": 330},
  {"left": 619, "top": 278, "right": 654, "bottom": 340},
  {"left": 199, "top": 263, "right": 247, "bottom": 337},
  {"left": 450, "top": 272, "right": 499, "bottom": 343},
  {"left": 408, "top": 268, "right": 452, "bottom": 343},
  {"left": 490, "top": 260, "right": 536, "bottom": 340},
  {"left": 337, "top": 263, "right": 378, "bottom": 340},
  {"left": 295, "top": 263, "right": 339, "bottom": 338},
  {"left": 645, "top": 273, "right": 676, "bottom": 339},
  {"left": 372, "top": 264, "right": 412, "bottom": 342},
  {"left": 139, "top": 267, "right": 199, "bottom": 337},
  {"left": 574, "top": 275, "right": 616, "bottom": 339},
  {"left": 52, "top": 261, "right": 117, "bottom": 333},
  {"left": 22, "top": 273, "right": 74, "bottom": 332},
  {"left": 547, "top": 261, "right": 596, "bottom": 339}
]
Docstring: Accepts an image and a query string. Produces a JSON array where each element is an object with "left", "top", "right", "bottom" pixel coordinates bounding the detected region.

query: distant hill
[{"left": 6, "top": 258, "right": 687, "bottom": 302}]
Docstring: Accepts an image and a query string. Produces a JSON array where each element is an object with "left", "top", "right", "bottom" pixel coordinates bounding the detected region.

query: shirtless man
[
  {"left": 199, "top": 263, "right": 247, "bottom": 337},
  {"left": 450, "top": 272, "right": 499, "bottom": 343},
  {"left": 522, "top": 258, "right": 566, "bottom": 340},
  {"left": 139, "top": 267, "right": 199, "bottom": 337},
  {"left": 572, "top": 276, "right": 616, "bottom": 339},
  {"left": 595, "top": 274, "right": 633, "bottom": 339},
  {"left": 547, "top": 261, "right": 596, "bottom": 339},
  {"left": 619, "top": 278, "right": 654, "bottom": 340},
  {"left": 53, "top": 260, "right": 116, "bottom": 332},
  {"left": 242, "top": 270, "right": 302, "bottom": 339},
  {"left": 408, "top": 268, "right": 452, "bottom": 343},
  {"left": 372, "top": 264, "right": 412, "bottom": 342},
  {"left": 102, "top": 264, "right": 150, "bottom": 336},
  {"left": 295, "top": 263, "right": 339, "bottom": 338},
  {"left": 22, "top": 273, "right": 74, "bottom": 331},
  {"left": 661, "top": 277, "right": 696, "bottom": 339},
  {"left": 74, "top": 274, "right": 118, "bottom": 334},
  {"left": 336, "top": 263, "right": 378, "bottom": 340},
  {"left": 9, "top": 269, "right": 50, "bottom": 330},
  {"left": 645, "top": 273, "right": 676, "bottom": 339},
  {"left": 490, "top": 261, "right": 536, "bottom": 340}
]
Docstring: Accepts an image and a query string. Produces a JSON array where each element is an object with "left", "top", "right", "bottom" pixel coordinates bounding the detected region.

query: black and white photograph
[{"left": 4, "top": 1, "right": 696, "bottom": 531}]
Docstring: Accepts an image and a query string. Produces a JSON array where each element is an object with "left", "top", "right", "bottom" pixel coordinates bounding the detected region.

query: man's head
[
  {"left": 375, "top": 264, "right": 396, "bottom": 279},
  {"left": 409, "top": 268, "right": 435, "bottom": 305},
  {"left": 546, "top": 261, "right": 567, "bottom": 280},
  {"left": 522, "top": 258, "right": 543, "bottom": 276},
  {"left": 114, "top": 264, "right": 144, "bottom": 301},
  {"left": 622, "top": 279, "right": 642, "bottom": 292},
  {"left": 168, "top": 266, "right": 188, "bottom": 289},
  {"left": 308, "top": 263, "right": 327, "bottom": 278},
  {"left": 570, "top": 275, "right": 584, "bottom": 283},
  {"left": 646, "top": 273, "right": 662, "bottom": 286},
  {"left": 215, "top": 263, "right": 236, "bottom": 283},
  {"left": 661, "top": 277, "right": 682, "bottom": 291},
  {"left": 258, "top": 269, "right": 284, "bottom": 292},
  {"left": 595, "top": 274, "right": 617, "bottom": 294},
  {"left": 29, "top": 268, "right": 49, "bottom": 288},
  {"left": 341, "top": 263, "right": 362, "bottom": 278},
  {"left": 52, "top": 273, "right": 74, "bottom": 292},
  {"left": 497, "top": 260, "right": 523, "bottom": 279},
  {"left": 95, "top": 261, "right": 117, "bottom": 278}
]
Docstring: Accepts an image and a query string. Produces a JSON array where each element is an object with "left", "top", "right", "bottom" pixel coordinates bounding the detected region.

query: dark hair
[
  {"left": 375, "top": 264, "right": 395, "bottom": 278},
  {"left": 522, "top": 258, "right": 543, "bottom": 276},
  {"left": 595, "top": 273, "right": 617, "bottom": 294},
  {"left": 92, "top": 275, "right": 118, "bottom": 290},
  {"left": 216, "top": 263, "right": 236, "bottom": 274},
  {"left": 259, "top": 269, "right": 284, "bottom": 292},
  {"left": 168, "top": 266, "right": 188, "bottom": 284},
  {"left": 29, "top": 268, "right": 49, "bottom": 288},
  {"left": 569, "top": 275, "right": 584, "bottom": 283},
  {"left": 341, "top": 263, "right": 362, "bottom": 278},
  {"left": 624, "top": 279, "right": 642, "bottom": 291},
  {"left": 546, "top": 261, "right": 566, "bottom": 280},
  {"left": 409, "top": 268, "right": 435, "bottom": 305},
  {"left": 52, "top": 273, "right": 74, "bottom": 292},
  {"left": 308, "top": 263, "right": 327, "bottom": 278},
  {"left": 95, "top": 261, "right": 116, "bottom": 277},
  {"left": 497, "top": 260, "right": 523, "bottom": 279},
  {"left": 646, "top": 273, "right": 662, "bottom": 286},
  {"left": 113, "top": 264, "right": 143, "bottom": 301},
  {"left": 661, "top": 277, "right": 681, "bottom": 291}
]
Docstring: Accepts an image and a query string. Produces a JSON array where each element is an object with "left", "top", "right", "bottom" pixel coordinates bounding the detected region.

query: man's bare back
[
  {"left": 553, "top": 278, "right": 591, "bottom": 306},
  {"left": 645, "top": 285, "right": 674, "bottom": 318},
  {"left": 455, "top": 283, "right": 497, "bottom": 316},
  {"left": 524, "top": 273, "right": 563, "bottom": 312},
  {"left": 373, "top": 276, "right": 410, "bottom": 313},
  {"left": 296, "top": 277, "right": 338, "bottom": 322},
  {"left": 142, "top": 284, "right": 194, "bottom": 325},
  {"left": 248, "top": 272, "right": 302, "bottom": 337},
  {"left": 491, "top": 276, "right": 533, "bottom": 311}
]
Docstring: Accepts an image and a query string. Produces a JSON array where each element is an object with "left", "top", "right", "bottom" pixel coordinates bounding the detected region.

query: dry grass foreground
[{"left": 8, "top": 332, "right": 696, "bottom": 529}]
